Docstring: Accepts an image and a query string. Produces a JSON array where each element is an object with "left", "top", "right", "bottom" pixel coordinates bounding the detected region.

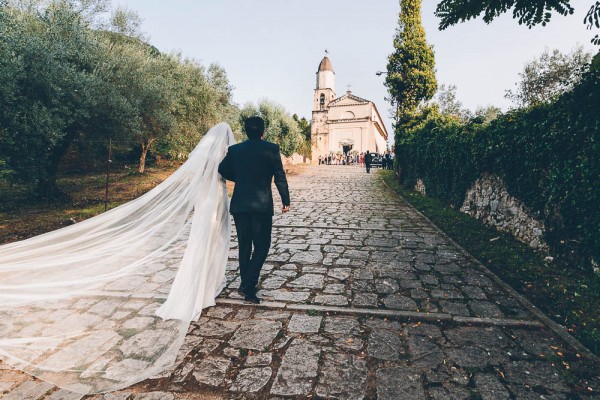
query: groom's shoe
[
  {"left": 244, "top": 293, "right": 260, "bottom": 304},
  {"left": 237, "top": 285, "right": 250, "bottom": 297},
  {"left": 238, "top": 285, "right": 257, "bottom": 297}
]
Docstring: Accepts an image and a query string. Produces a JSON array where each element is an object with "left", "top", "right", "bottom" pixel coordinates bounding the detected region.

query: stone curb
[
  {"left": 215, "top": 299, "right": 545, "bottom": 328},
  {"left": 272, "top": 224, "right": 437, "bottom": 233},
  {"left": 453, "top": 316, "right": 544, "bottom": 328},
  {"left": 379, "top": 172, "right": 599, "bottom": 361},
  {"left": 292, "top": 200, "right": 401, "bottom": 205}
]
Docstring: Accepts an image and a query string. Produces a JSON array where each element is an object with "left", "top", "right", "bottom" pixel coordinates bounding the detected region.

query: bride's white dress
[{"left": 0, "top": 123, "right": 236, "bottom": 394}]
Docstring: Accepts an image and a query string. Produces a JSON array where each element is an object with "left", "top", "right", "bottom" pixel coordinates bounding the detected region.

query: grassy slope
[
  {"left": 380, "top": 170, "right": 600, "bottom": 357},
  {"left": 1, "top": 164, "right": 175, "bottom": 245},
  {"left": 0, "top": 162, "right": 305, "bottom": 245}
]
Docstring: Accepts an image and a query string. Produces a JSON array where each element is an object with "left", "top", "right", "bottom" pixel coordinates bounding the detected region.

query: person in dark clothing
[
  {"left": 218, "top": 117, "right": 291, "bottom": 304},
  {"left": 364, "top": 150, "right": 372, "bottom": 173}
]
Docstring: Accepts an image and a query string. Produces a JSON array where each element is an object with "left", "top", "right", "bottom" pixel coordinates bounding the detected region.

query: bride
[{"left": 0, "top": 123, "right": 236, "bottom": 394}]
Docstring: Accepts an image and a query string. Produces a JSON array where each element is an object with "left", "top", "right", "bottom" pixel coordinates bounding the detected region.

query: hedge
[{"left": 396, "top": 67, "right": 600, "bottom": 271}]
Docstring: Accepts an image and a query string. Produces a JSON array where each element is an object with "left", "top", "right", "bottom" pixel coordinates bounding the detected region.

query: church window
[{"left": 320, "top": 94, "right": 325, "bottom": 108}]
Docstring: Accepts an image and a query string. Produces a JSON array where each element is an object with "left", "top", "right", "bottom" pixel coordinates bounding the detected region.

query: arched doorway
[{"left": 339, "top": 138, "right": 355, "bottom": 155}]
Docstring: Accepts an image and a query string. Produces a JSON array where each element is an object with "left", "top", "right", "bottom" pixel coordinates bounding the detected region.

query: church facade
[{"left": 311, "top": 56, "right": 388, "bottom": 164}]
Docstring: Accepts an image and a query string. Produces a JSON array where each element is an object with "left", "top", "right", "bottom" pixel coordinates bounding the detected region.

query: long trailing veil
[{"left": 0, "top": 122, "right": 235, "bottom": 394}]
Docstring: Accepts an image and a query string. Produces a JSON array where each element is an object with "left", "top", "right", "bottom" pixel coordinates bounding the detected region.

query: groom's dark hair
[{"left": 244, "top": 117, "right": 265, "bottom": 139}]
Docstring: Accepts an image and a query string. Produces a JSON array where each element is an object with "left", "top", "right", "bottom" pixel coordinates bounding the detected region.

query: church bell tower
[
  {"left": 313, "top": 56, "right": 336, "bottom": 112},
  {"left": 311, "top": 56, "right": 336, "bottom": 164}
]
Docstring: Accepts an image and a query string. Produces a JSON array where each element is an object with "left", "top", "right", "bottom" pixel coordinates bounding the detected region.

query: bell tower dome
[{"left": 313, "top": 56, "right": 336, "bottom": 111}]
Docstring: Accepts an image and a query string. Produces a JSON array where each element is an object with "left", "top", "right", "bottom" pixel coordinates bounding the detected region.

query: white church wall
[
  {"left": 329, "top": 125, "right": 365, "bottom": 153},
  {"left": 328, "top": 103, "right": 371, "bottom": 120}
]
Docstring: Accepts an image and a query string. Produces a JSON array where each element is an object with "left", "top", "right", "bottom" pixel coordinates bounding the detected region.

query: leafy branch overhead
[
  {"left": 435, "top": 0, "right": 600, "bottom": 44},
  {"left": 585, "top": 1, "right": 600, "bottom": 45}
]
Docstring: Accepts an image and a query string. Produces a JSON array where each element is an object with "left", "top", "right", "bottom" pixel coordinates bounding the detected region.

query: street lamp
[{"left": 375, "top": 71, "right": 387, "bottom": 76}]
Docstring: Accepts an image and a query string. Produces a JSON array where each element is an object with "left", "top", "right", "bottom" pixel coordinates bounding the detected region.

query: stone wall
[
  {"left": 460, "top": 175, "right": 548, "bottom": 251},
  {"left": 414, "top": 179, "right": 426, "bottom": 196},
  {"left": 283, "top": 153, "right": 309, "bottom": 166}
]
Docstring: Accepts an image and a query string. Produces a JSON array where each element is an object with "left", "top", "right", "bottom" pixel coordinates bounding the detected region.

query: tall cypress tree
[{"left": 385, "top": 0, "right": 437, "bottom": 134}]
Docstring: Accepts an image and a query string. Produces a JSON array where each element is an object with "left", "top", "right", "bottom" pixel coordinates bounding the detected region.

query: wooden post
[{"left": 104, "top": 138, "right": 112, "bottom": 211}]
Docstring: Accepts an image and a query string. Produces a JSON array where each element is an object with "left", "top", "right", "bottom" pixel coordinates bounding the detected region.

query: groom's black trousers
[{"left": 233, "top": 212, "right": 272, "bottom": 295}]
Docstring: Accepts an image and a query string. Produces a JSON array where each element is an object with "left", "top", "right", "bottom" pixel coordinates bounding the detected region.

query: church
[{"left": 310, "top": 56, "right": 389, "bottom": 164}]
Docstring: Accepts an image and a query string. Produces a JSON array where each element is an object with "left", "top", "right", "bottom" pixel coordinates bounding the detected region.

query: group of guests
[
  {"left": 318, "top": 152, "right": 361, "bottom": 166},
  {"left": 317, "top": 151, "right": 395, "bottom": 174}
]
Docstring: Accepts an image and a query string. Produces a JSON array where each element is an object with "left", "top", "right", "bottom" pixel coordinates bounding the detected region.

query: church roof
[
  {"left": 325, "top": 91, "right": 389, "bottom": 140},
  {"left": 317, "top": 56, "right": 333, "bottom": 72},
  {"left": 328, "top": 91, "right": 370, "bottom": 107}
]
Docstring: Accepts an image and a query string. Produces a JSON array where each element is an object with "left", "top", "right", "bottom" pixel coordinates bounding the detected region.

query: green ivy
[{"left": 396, "top": 68, "right": 600, "bottom": 272}]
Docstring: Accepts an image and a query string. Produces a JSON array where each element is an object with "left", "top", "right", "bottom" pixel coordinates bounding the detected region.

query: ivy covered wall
[{"left": 396, "top": 67, "right": 600, "bottom": 272}]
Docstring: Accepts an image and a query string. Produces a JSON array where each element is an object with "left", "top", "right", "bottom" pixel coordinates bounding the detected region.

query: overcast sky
[{"left": 114, "top": 0, "right": 597, "bottom": 136}]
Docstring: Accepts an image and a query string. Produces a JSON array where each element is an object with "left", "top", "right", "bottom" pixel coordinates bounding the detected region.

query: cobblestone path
[{"left": 1, "top": 165, "right": 599, "bottom": 399}]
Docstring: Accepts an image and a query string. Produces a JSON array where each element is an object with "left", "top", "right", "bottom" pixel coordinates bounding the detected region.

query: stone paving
[{"left": 2, "top": 165, "right": 600, "bottom": 399}]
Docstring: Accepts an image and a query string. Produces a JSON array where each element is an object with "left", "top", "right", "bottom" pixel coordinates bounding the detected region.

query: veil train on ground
[{"left": 0, "top": 123, "right": 235, "bottom": 394}]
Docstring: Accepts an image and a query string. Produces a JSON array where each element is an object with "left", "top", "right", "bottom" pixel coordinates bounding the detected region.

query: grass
[
  {"left": 380, "top": 170, "right": 600, "bottom": 358},
  {"left": 0, "top": 162, "right": 181, "bottom": 245},
  {"left": 0, "top": 161, "right": 306, "bottom": 245}
]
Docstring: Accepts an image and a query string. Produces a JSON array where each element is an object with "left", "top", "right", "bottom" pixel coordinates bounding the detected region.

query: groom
[{"left": 218, "top": 117, "right": 291, "bottom": 304}]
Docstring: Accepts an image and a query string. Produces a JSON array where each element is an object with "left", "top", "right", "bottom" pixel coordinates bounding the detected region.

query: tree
[
  {"left": 6, "top": 0, "right": 110, "bottom": 24},
  {"left": 0, "top": 2, "right": 130, "bottom": 197},
  {"left": 474, "top": 105, "right": 502, "bottom": 123},
  {"left": 292, "top": 114, "right": 311, "bottom": 161},
  {"left": 435, "top": 0, "right": 600, "bottom": 45},
  {"left": 158, "top": 59, "right": 237, "bottom": 159},
  {"left": 109, "top": 5, "right": 144, "bottom": 39},
  {"left": 432, "top": 84, "right": 473, "bottom": 122},
  {"left": 0, "top": 0, "right": 237, "bottom": 195},
  {"left": 239, "top": 100, "right": 303, "bottom": 157},
  {"left": 505, "top": 46, "right": 592, "bottom": 107},
  {"left": 385, "top": 0, "right": 437, "bottom": 134}
]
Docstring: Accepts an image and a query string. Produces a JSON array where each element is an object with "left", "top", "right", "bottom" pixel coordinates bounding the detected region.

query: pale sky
[{"left": 114, "top": 0, "right": 597, "bottom": 136}]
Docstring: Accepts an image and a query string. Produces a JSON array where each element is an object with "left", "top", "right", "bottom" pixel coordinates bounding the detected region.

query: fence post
[{"left": 104, "top": 138, "right": 112, "bottom": 211}]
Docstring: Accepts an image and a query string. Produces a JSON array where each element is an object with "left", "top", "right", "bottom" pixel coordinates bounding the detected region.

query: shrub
[{"left": 396, "top": 67, "right": 600, "bottom": 271}]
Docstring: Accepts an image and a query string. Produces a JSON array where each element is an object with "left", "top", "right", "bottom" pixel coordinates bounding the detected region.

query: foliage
[
  {"left": 0, "top": 2, "right": 127, "bottom": 197},
  {"left": 157, "top": 61, "right": 238, "bottom": 160},
  {"left": 435, "top": 0, "right": 600, "bottom": 45},
  {"left": 109, "top": 5, "right": 143, "bottom": 39},
  {"left": 395, "top": 66, "right": 600, "bottom": 272},
  {"left": 397, "top": 107, "right": 479, "bottom": 206},
  {"left": 585, "top": 1, "right": 600, "bottom": 45},
  {"left": 474, "top": 105, "right": 503, "bottom": 124},
  {"left": 239, "top": 100, "right": 303, "bottom": 157},
  {"left": 293, "top": 114, "right": 311, "bottom": 160},
  {"left": 436, "top": 0, "right": 573, "bottom": 28},
  {"left": 0, "top": 0, "right": 235, "bottom": 195},
  {"left": 431, "top": 84, "right": 473, "bottom": 122},
  {"left": 505, "top": 46, "right": 592, "bottom": 107},
  {"left": 430, "top": 85, "right": 502, "bottom": 124},
  {"left": 385, "top": 0, "right": 437, "bottom": 135}
]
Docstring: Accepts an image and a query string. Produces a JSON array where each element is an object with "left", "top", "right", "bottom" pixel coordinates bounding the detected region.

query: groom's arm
[
  {"left": 218, "top": 151, "right": 235, "bottom": 182},
  {"left": 272, "top": 145, "right": 290, "bottom": 208}
]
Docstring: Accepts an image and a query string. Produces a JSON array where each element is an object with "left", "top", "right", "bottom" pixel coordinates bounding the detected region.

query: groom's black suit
[{"left": 218, "top": 138, "right": 290, "bottom": 296}]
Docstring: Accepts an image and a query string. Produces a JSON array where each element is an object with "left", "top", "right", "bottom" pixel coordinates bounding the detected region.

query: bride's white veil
[{"left": 0, "top": 122, "right": 235, "bottom": 394}]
